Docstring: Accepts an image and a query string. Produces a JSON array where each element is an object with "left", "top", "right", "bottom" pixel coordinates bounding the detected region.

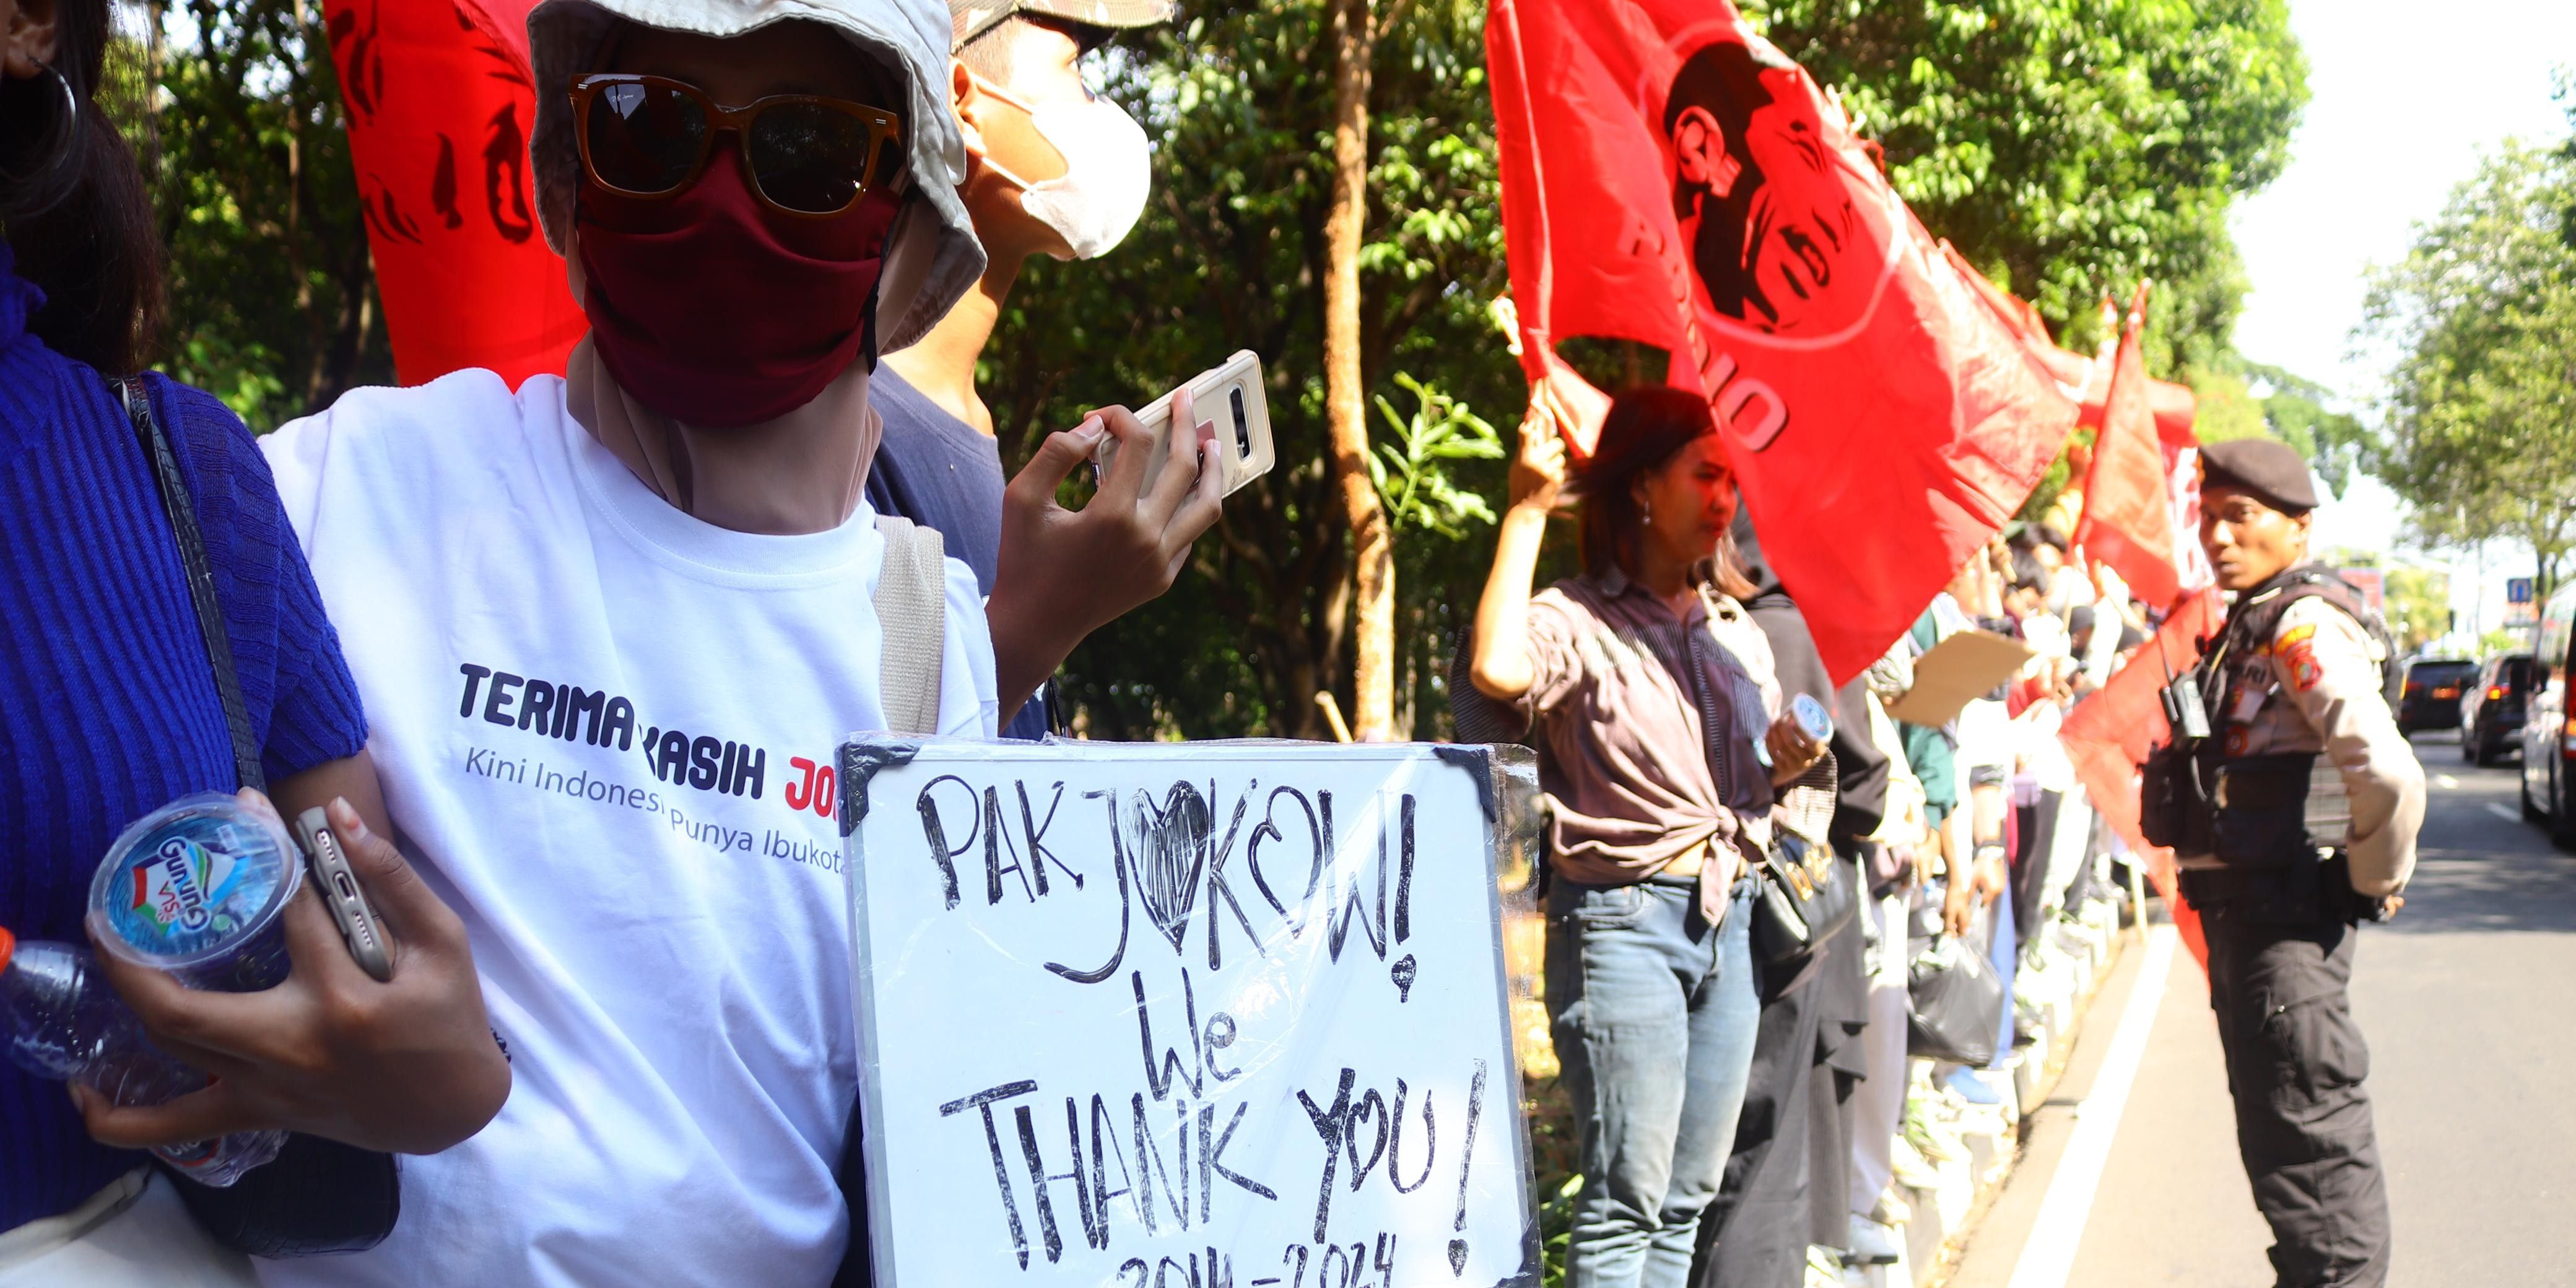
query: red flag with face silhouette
[
  {"left": 327, "top": 0, "right": 584, "bottom": 386},
  {"left": 1486, "top": 1, "right": 2076, "bottom": 684}
]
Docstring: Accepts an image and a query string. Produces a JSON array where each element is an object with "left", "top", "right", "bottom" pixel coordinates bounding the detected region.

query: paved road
[{"left": 1952, "top": 731, "right": 2576, "bottom": 1287}]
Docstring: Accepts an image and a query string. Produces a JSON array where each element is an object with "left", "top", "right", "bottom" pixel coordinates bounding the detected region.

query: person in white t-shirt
[{"left": 251, "top": 1, "right": 1216, "bottom": 1283}]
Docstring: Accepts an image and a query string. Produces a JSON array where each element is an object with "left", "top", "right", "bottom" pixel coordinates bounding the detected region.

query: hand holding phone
[
  {"left": 1096, "top": 350, "right": 1276, "bottom": 499},
  {"left": 294, "top": 806, "right": 394, "bottom": 981}
]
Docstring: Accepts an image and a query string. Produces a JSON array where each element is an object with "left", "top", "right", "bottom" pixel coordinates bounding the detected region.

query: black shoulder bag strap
[
  {"left": 113, "top": 376, "right": 403, "bottom": 1256},
  {"left": 120, "top": 378, "right": 266, "bottom": 791}
]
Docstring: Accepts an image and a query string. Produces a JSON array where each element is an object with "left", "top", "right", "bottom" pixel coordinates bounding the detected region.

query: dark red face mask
[{"left": 575, "top": 150, "right": 900, "bottom": 429}]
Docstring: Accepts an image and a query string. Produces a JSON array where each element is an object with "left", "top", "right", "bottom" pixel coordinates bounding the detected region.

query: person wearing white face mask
[{"left": 865, "top": 0, "right": 1209, "bottom": 741}]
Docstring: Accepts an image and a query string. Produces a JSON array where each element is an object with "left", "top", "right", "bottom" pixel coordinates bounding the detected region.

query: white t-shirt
[{"left": 257, "top": 370, "right": 996, "bottom": 1287}]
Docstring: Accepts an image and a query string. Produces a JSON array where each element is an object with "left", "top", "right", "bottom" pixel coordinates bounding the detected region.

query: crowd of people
[
  {"left": 0, "top": 0, "right": 2412, "bottom": 1285},
  {"left": 1461, "top": 386, "right": 2167, "bottom": 1287}
]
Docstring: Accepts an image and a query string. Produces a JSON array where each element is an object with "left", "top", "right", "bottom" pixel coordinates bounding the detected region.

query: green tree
[
  {"left": 2357, "top": 140, "right": 2576, "bottom": 602},
  {"left": 2240, "top": 361, "right": 2368, "bottom": 500},
  {"left": 986, "top": 0, "right": 1516, "bottom": 739},
  {"left": 1741, "top": 0, "right": 2307, "bottom": 370},
  {"left": 107, "top": 0, "right": 391, "bottom": 428},
  {"left": 2382, "top": 565, "right": 2453, "bottom": 654}
]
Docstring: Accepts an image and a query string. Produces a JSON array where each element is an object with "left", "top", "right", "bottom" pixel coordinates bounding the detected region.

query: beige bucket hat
[
  {"left": 947, "top": 0, "right": 1173, "bottom": 48},
  {"left": 526, "top": 0, "right": 986, "bottom": 354}
]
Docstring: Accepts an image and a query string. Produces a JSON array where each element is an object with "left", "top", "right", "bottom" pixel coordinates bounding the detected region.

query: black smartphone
[{"left": 293, "top": 806, "right": 394, "bottom": 981}]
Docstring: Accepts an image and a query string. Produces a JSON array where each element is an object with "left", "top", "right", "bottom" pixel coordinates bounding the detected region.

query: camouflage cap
[{"left": 949, "top": 0, "right": 1174, "bottom": 49}]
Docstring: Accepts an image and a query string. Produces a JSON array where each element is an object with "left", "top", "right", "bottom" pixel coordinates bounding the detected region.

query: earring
[{"left": 0, "top": 64, "right": 83, "bottom": 212}]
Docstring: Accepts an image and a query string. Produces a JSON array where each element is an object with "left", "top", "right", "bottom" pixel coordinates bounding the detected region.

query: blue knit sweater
[{"left": 0, "top": 244, "right": 368, "bottom": 1233}]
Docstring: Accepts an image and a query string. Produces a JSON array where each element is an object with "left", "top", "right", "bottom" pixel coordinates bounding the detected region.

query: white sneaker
[
  {"left": 1807, "top": 1243, "right": 1845, "bottom": 1288},
  {"left": 1891, "top": 1134, "right": 1944, "bottom": 1190},
  {"left": 1871, "top": 1187, "right": 1913, "bottom": 1227}
]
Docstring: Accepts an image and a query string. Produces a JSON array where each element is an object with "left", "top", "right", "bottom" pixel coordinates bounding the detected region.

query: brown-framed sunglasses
[{"left": 569, "top": 74, "right": 902, "bottom": 219}]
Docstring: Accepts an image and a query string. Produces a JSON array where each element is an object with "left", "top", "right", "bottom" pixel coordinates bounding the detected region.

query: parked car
[
  {"left": 2460, "top": 653, "right": 2534, "bottom": 765},
  {"left": 2395, "top": 657, "right": 2477, "bottom": 735},
  {"left": 2523, "top": 583, "right": 2576, "bottom": 848}
]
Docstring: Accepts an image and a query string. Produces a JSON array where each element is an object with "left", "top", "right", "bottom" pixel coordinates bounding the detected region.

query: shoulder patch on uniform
[{"left": 2277, "top": 622, "right": 2323, "bottom": 692}]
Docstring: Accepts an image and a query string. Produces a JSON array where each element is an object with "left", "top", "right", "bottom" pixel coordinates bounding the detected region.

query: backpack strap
[{"left": 872, "top": 515, "right": 947, "bottom": 737}]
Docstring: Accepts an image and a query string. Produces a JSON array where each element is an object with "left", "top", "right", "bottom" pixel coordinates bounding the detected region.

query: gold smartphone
[{"left": 1095, "top": 350, "right": 1276, "bottom": 499}]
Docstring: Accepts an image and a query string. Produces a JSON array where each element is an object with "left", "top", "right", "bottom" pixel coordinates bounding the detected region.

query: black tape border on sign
[{"left": 838, "top": 739, "right": 921, "bottom": 838}]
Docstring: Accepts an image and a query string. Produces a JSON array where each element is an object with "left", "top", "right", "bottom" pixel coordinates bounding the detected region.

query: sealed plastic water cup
[
  {"left": 1755, "top": 693, "right": 1837, "bottom": 767},
  {"left": 88, "top": 793, "right": 301, "bottom": 993},
  {"left": 1789, "top": 692, "right": 1835, "bottom": 745}
]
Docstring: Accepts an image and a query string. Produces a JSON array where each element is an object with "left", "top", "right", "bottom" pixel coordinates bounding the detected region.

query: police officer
[{"left": 2156, "top": 438, "right": 2425, "bottom": 1287}]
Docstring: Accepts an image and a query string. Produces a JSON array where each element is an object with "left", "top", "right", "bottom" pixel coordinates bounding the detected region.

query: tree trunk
[{"left": 1323, "top": 0, "right": 1392, "bottom": 739}]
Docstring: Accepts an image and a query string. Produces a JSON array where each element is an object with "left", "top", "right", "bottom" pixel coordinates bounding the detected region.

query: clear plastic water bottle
[{"left": 0, "top": 925, "right": 286, "bottom": 1186}]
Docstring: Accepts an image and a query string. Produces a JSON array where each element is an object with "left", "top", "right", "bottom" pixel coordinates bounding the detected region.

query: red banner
[
  {"left": 1487, "top": 2, "right": 2076, "bottom": 684},
  {"left": 328, "top": 0, "right": 583, "bottom": 386},
  {"left": 2079, "top": 367, "right": 2199, "bottom": 451},
  {"left": 2076, "top": 284, "right": 2182, "bottom": 611},
  {"left": 1945, "top": 246, "right": 2200, "bottom": 451},
  {"left": 2061, "top": 586, "right": 2221, "bottom": 968}
]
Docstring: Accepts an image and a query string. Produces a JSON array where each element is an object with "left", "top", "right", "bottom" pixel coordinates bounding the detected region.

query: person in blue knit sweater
[{"left": 0, "top": 1, "right": 507, "bottom": 1279}]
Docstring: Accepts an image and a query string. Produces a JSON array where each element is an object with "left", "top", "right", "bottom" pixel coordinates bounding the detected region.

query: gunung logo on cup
[
  {"left": 133, "top": 836, "right": 234, "bottom": 934},
  {"left": 91, "top": 793, "right": 298, "bottom": 991}
]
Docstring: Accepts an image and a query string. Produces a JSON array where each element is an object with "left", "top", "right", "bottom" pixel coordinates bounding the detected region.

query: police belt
[{"left": 2179, "top": 855, "right": 2383, "bottom": 926}]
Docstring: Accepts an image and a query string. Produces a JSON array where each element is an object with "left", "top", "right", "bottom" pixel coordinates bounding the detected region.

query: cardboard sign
[
  {"left": 837, "top": 739, "right": 1541, "bottom": 1287},
  {"left": 1886, "top": 629, "right": 2037, "bottom": 728}
]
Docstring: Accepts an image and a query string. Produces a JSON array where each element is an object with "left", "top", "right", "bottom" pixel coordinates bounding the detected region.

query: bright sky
[{"left": 2228, "top": 0, "right": 2574, "bottom": 639}]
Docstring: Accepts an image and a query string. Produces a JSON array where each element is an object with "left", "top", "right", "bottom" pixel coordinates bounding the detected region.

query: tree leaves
[
  {"left": 113, "top": 0, "right": 392, "bottom": 429},
  {"left": 1744, "top": 0, "right": 2306, "bottom": 367},
  {"left": 1370, "top": 372, "right": 1505, "bottom": 541},
  {"left": 2356, "top": 140, "right": 2576, "bottom": 598},
  {"left": 990, "top": 0, "right": 1516, "bottom": 739}
]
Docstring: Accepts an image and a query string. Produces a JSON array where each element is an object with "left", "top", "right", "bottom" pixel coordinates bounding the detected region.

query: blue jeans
[{"left": 1546, "top": 876, "right": 1761, "bottom": 1288}]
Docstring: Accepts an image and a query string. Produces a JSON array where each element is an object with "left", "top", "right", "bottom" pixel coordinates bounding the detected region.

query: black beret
[{"left": 2199, "top": 438, "right": 2317, "bottom": 511}]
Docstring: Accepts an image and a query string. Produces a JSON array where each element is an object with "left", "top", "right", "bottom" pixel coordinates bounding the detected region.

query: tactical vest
[{"left": 2141, "top": 565, "right": 2392, "bottom": 920}]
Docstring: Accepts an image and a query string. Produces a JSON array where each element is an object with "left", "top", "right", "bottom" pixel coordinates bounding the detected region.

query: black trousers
[
  {"left": 1691, "top": 910, "right": 1868, "bottom": 1287},
  {"left": 2201, "top": 902, "right": 2390, "bottom": 1288}
]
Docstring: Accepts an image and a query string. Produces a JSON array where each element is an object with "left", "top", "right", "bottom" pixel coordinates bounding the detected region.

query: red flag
[
  {"left": 1941, "top": 242, "right": 2048, "bottom": 349},
  {"left": 2079, "top": 372, "right": 2199, "bottom": 450},
  {"left": 2147, "top": 381, "right": 2198, "bottom": 450},
  {"left": 328, "top": 0, "right": 584, "bottom": 386},
  {"left": 1941, "top": 244, "right": 2199, "bottom": 450},
  {"left": 2061, "top": 586, "right": 2222, "bottom": 968},
  {"left": 2075, "top": 284, "right": 2181, "bottom": 610},
  {"left": 1486, "top": 2, "right": 2075, "bottom": 684}
]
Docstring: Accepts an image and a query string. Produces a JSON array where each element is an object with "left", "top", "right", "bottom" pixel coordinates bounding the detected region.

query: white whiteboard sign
[{"left": 838, "top": 739, "right": 1538, "bottom": 1288}]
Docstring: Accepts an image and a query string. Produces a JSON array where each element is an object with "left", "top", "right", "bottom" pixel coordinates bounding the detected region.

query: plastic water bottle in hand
[
  {"left": 0, "top": 926, "right": 287, "bottom": 1186},
  {"left": 1754, "top": 693, "right": 1838, "bottom": 767}
]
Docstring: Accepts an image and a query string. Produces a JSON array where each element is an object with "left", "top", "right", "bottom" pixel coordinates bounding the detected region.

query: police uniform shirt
[{"left": 2178, "top": 597, "right": 2425, "bottom": 897}]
